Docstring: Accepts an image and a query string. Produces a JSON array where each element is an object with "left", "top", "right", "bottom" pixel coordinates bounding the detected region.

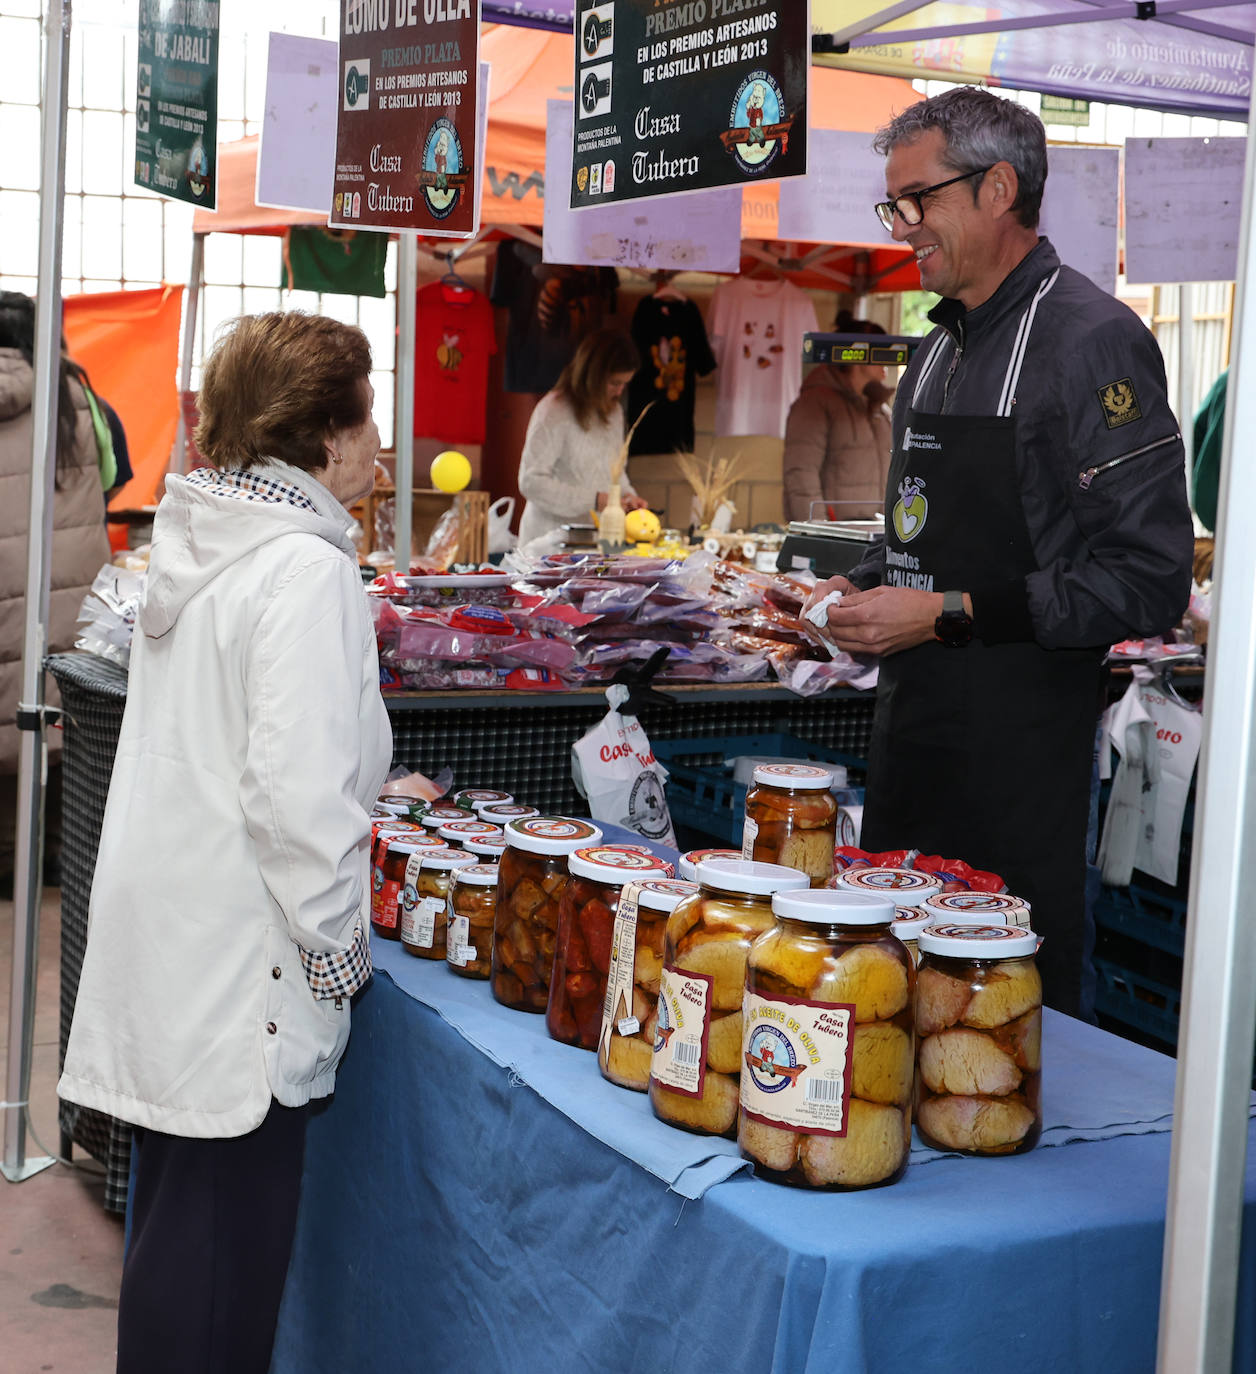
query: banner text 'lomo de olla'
[
  {"left": 134, "top": 0, "right": 220, "bottom": 209},
  {"left": 332, "top": 0, "right": 482, "bottom": 236},
  {"left": 571, "top": 1, "right": 809, "bottom": 210}
]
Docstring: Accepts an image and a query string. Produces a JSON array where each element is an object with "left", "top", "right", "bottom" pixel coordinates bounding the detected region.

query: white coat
[{"left": 58, "top": 460, "right": 392, "bottom": 1137}]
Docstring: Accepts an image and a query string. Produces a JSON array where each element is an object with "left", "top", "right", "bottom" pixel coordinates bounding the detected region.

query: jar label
[
  {"left": 740, "top": 815, "right": 758, "bottom": 860},
  {"left": 650, "top": 964, "right": 713, "bottom": 1099},
  {"left": 402, "top": 895, "right": 445, "bottom": 948},
  {"left": 740, "top": 992, "right": 854, "bottom": 1137},
  {"left": 374, "top": 879, "right": 400, "bottom": 930},
  {"left": 598, "top": 882, "right": 643, "bottom": 1076},
  {"left": 448, "top": 915, "right": 471, "bottom": 966}
]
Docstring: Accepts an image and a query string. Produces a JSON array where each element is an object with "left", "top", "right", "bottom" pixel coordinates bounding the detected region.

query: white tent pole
[
  {"left": 395, "top": 234, "right": 418, "bottom": 569},
  {"left": 1157, "top": 114, "right": 1256, "bottom": 1372},
  {"left": 1178, "top": 282, "right": 1196, "bottom": 475},
  {"left": 2, "top": 0, "right": 71, "bottom": 1185},
  {"left": 171, "top": 233, "right": 204, "bottom": 476}
]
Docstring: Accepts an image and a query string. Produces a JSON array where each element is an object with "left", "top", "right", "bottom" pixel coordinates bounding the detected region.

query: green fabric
[
  {"left": 281, "top": 227, "right": 389, "bottom": 298},
  {"left": 82, "top": 383, "right": 117, "bottom": 492},
  {"left": 1191, "top": 367, "right": 1227, "bottom": 535}
]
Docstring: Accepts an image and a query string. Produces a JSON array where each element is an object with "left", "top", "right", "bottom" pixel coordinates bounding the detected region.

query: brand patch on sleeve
[{"left": 1097, "top": 378, "right": 1142, "bottom": 429}]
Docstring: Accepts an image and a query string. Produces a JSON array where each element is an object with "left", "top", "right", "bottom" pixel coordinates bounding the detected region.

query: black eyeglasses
[{"left": 874, "top": 167, "right": 993, "bottom": 232}]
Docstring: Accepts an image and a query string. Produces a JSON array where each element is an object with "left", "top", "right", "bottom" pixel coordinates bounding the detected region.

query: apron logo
[
  {"left": 1098, "top": 377, "right": 1142, "bottom": 429},
  {"left": 892, "top": 475, "right": 928, "bottom": 543}
]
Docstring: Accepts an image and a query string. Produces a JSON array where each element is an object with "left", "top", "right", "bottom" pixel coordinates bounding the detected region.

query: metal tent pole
[
  {"left": 1157, "top": 111, "right": 1256, "bottom": 1373},
  {"left": 395, "top": 234, "right": 418, "bottom": 568},
  {"left": 170, "top": 233, "right": 204, "bottom": 476},
  {"left": 2, "top": 0, "right": 71, "bottom": 1185},
  {"left": 1178, "top": 282, "right": 1196, "bottom": 475}
]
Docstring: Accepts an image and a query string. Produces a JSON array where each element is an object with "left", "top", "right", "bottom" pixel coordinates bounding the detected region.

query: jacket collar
[{"left": 928, "top": 237, "right": 1060, "bottom": 341}]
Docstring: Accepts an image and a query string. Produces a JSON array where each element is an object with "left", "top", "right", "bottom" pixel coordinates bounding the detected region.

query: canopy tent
[{"left": 813, "top": 0, "right": 1254, "bottom": 120}]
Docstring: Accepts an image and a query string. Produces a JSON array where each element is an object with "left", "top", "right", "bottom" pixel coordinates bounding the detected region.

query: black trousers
[{"left": 117, "top": 1099, "right": 310, "bottom": 1374}]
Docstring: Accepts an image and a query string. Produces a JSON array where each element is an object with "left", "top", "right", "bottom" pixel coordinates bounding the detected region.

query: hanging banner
[
  {"left": 256, "top": 33, "right": 339, "bottom": 214},
  {"left": 570, "top": 1, "right": 809, "bottom": 210},
  {"left": 331, "top": 0, "right": 483, "bottom": 237},
  {"left": 1038, "top": 146, "right": 1119, "bottom": 296},
  {"left": 134, "top": 0, "right": 220, "bottom": 209}
]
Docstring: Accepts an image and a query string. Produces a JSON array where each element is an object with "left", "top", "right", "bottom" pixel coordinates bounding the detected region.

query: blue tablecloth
[{"left": 270, "top": 966, "right": 1256, "bottom": 1374}]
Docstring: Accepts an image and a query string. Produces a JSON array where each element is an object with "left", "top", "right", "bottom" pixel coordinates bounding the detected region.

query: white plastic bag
[
  {"left": 487, "top": 496, "right": 517, "bottom": 555},
  {"left": 571, "top": 685, "right": 677, "bottom": 846}
]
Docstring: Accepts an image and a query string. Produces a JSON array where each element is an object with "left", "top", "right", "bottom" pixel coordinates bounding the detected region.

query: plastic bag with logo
[{"left": 571, "top": 684, "right": 677, "bottom": 847}]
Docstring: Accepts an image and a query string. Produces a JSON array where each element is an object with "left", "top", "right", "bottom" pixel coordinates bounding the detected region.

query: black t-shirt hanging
[
  {"left": 627, "top": 296, "right": 717, "bottom": 456},
  {"left": 489, "top": 240, "right": 619, "bottom": 395}
]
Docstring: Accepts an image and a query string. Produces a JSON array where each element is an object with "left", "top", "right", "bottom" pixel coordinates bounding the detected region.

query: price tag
[{"left": 616, "top": 1016, "right": 640, "bottom": 1036}]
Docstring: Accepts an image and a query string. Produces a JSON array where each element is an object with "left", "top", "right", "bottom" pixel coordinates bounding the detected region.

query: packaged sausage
[
  {"left": 915, "top": 923, "right": 1042, "bottom": 1156},
  {"left": 649, "top": 858, "right": 808, "bottom": 1138},
  {"left": 437, "top": 819, "right": 505, "bottom": 849},
  {"left": 447, "top": 863, "right": 500, "bottom": 978},
  {"left": 546, "top": 846, "right": 671, "bottom": 1050},
  {"left": 921, "top": 890, "right": 1032, "bottom": 930},
  {"left": 491, "top": 817, "right": 603, "bottom": 1012},
  {"left": 599, "top": 877, "right": 698, "bottom": 1091},
  {"left": 742, "top": 764, "right": 837, "bottom": 888},
  {"left": 836, "top": 866, "right": 943, "bottom": 907},
  {"left": 401, "top": 849, "right": 477, "bottom": 959},
  {"left": 478, "top": 803, "right": 540, "bottom": 825},
  {"left": 738, "top": 888, "right": 913, "bottom": 1190},
  {"left": 371, "top": 833, "right": 449, "bottom": 939},
  {"left": 678, "top": 848, "right": 741, "bottom": 882}
]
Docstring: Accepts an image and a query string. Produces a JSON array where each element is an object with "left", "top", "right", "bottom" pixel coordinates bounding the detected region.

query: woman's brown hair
[
  {"left": 195, "top": 312, "right": 372, "bottom": 471},
  {"left": 554, "top": 327, "right": 639, "bottom": 429}
]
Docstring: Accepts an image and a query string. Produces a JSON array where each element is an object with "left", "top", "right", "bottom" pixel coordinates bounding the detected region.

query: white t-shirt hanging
[{"left": 708, "top": 277, "right": 819, "bottom": 438}]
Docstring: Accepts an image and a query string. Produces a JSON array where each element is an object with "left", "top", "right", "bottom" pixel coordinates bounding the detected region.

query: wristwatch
[
  {"left": 934, "top": 589, "right": 973, "bottom": 647},
  {"left": 582, "top": 70, "right": 611, "bottom": 112},
  {"left": 583, "top": 12, "right": 613, "bottom": 57}
]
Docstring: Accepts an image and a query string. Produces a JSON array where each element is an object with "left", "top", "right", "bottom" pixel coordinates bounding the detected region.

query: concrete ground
[{"left": 0, "top": 885, "right": 124, "bottom": 1373}]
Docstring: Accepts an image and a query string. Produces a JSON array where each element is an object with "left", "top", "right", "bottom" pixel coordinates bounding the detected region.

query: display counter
[{"left": 271, "top": 940, "right": 1256, "bottom": 1374}]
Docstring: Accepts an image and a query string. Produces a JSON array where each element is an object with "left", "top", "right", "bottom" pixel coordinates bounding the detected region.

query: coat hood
[
  {"left": 0, "top": 349, "right": 34, "bottom": 422},
  {"left": 139, "top": 460, "right": 359, "bottom": 638}
]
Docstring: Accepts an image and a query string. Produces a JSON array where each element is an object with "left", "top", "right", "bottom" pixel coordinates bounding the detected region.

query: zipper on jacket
[
  {"left": 1078, "top": 432, "right": 1179, "bottom": 490},
  {"left": 941, "top": 320, "right": 964, "bottom": 413}
]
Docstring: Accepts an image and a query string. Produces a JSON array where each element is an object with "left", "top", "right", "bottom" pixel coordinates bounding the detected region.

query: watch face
[{"left": 935, "top": 611, "right": 973, "bottom": 647}]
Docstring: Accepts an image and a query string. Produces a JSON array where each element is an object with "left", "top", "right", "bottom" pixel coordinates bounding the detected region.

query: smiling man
[{"left": 813, "top": 87, "right": 1194, "bottom": 1018}]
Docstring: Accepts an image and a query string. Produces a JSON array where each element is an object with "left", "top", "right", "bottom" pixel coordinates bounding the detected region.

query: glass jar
[
  {"left": 371, "top": 817, "right": 425, "bottom": 854},
  {"left": 419, "top": 804, "right": 478, "bottom": 831},
  {"left": 649, "top": 858, "right": 808, "bottom": 1139},
  {"left": 915, "top": 923, "right": 1042, "bottom": 1156},
  {"left": 454, "top": 788, "right": 513, "bottom": 812},
  {"left": 464, "top": 832, "right": 507, "bottom": 861},
  {"left": 742, "top": 764, "right": 837, "bottom": 888},
  {"left": 599, "top": 877, "right": 698, "bottom": 1091},
  {"left": 374, "top": 799, "right": 412, "bottom": 819},
  {"left": 478, "top": 803, "right": 540, "bottom": 825},
  {"left": 447, "top": 863, "right": 500, "bottom": 979},
  {"left": 372, "top": 837, "right": 443, "bottom": 941},
  {"left": 546, "top": 846, "right": 672, "bottom": 1050},
  {"left": 738, "top": 889, "right": 914, "bottom": 1190},
  {"left": 491, "top": 817, "right": 603, "bottom": 1012},
  {"left": 890, "top": 910, "right": 931, "bottom": 966},
  {"left": 437, "top": 820, "right": 505, "bottom": 850},
  {"left": 921, "top": 890, "right": 1032, "bottom": 930},
  {"left": 401, "top": 849, "right": 477, "bottom": 959},
  {"left": 678, "top": 849, "right": 741, "bottom": 883},
  {"left": 371, "top": 826, "right": 446, "bottom": 902},
  {"left": 836, "top": 866, "right": 943, "bottom": 907}
]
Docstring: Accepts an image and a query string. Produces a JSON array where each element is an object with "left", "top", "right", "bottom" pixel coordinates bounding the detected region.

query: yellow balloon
[
  {"left": 430, "top": 450, "right": 472, "bottom": 493},
  {"left": 624, "top": 507, "right": 661, "bottom": 544}
]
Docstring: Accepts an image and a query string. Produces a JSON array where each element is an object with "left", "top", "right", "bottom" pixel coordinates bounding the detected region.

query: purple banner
[{"left": 485, "top": 1, "right": 573, "bottom": 28}]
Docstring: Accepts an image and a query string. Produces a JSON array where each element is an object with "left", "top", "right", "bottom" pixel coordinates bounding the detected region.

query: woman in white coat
[{"left": 58, "top": 313, "right": 392, "bottom": 1373}]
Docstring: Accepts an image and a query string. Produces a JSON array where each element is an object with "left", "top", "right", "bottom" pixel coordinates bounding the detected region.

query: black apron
[{"left": 860, "top": 321, "right": 1103, "bottom": 1018}]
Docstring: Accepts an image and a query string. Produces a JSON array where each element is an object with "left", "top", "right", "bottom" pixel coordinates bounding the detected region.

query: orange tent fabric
[{"left": 63, "top": 285, "right": 184, "bottom": 511}]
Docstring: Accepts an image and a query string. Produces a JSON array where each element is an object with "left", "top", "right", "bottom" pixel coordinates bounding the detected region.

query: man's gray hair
[{"left": 873, "top": 87, "right": 1047, "bottom": 229}]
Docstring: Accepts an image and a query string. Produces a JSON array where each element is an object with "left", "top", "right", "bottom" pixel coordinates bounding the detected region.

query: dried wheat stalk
[
  {"left": 675, "top": 449, "right": 745, "bottom": 528},
  {"left": 610, "top": 401, "right": 655, "bottom": 486}
]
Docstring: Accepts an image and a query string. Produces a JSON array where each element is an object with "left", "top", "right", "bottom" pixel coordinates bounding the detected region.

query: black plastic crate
[
  {"left": 1093, "top": 882, "right": 1188, "bottom": 958},
  {"left": 1093, "top": 956, "right": 1182, "bottom": 1051}
]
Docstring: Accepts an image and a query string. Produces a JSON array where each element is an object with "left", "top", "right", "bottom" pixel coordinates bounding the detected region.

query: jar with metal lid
[
  {"left": 678, "top": 848, "right": 740, "bottom": 883},
  {"left": 890, "top": 910, "right": 933, "bottom": 966},
  {"left": 546, "top": 846, "right": 671, "bottom": 1050},
  {"left": 915, "top": 923, "right": 1042, "bottom": 1156},
  {"left": 454, "top": 788, "right": 513, "bottom": 812},
  {"left": 599, "top": 877, "right": 698, "bottom": 1091},
  {"left": 649, "top": 858, "right": 808, "bottom": 1138},
  {"left": 742, "top": 764, "right": 837, "bottom": 888},
  {"left": 491, "top": 817, "right": 603, "bottom": 1012},
  {"left": 371, "top": 817, "right": 425, "bottom": 854},
  {"left": 921, "top": 890, "right": 1032, "bottom": 930},
  {"left": 437, "top": 819, "right": 505, "bottom": 850},
  {"left": 478, "top": 802, "right": 540, "bottom": 825},
  {"left": 447, "top": 863, "right": 500, "bottom": 978},
  {"left": 372, "top": 837, "right": 445, "bottom": 941},
  {"left": 401, "top": 849, "right": 477, "bottom": 959},
  {"left": 739, "top": 888, "right": 914, "bottom": 1189},
  {"left": 374, "top": 799, "right": 412, "bottom": 819},
  {"left": 371, "top": 826, "right": 446, "bottom": 903},
  {"left": 835, "top": 866, "right": 943, "bottom": 907},
  {"left": 464, "top": 832, "right": 507, "bottom": 860},
  {"left": 419, "top": 804, "right": 477, "bottom": 831}
]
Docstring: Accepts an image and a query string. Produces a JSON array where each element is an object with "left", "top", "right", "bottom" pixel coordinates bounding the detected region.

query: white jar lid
[
  {"left": 374, "top": 820, "right": 424, "bottom": 837},
  {"left": 891, "top": 911, "right": 931, "bottom": 940},
  {"left": 505, "top": 816, "right": 603, "bottom": 856},
  {"left": 837, "top": 867, "right": 943, "bottom": 905},
  {"left": 453, "top": 862, "right": 500, "bottom": 887},
  {"left": 385, "top": 837, "right": 448, "bottom": 856},
  {"left": 922, "top": 891, "right": 1031, "bottom": 920},
  {"left": 477, "top": 803, "right": 540, "bottom": 821},
  {"left": 374, "top": 801, "right": 412, "bottom": 816},
  {"left": 773, "top": 888, "right": 895, "bottom": 925},
  {"left": 437, "top": 821, "right": 504, "bottom": 841},
  {"left": 455, "top": 789, "right": 513, "bottom": 807},
  {"left": 918, "top": 922, "right": 1038, "bottom": 959},
  {"left": 420, "top": 805, "right": 477, "bottom": 828},
  {"left": 752, "top": 762, "right": 834, "bottom": 789},
  {"left": 465, "top": 833, "right": 508, "bottom": 856},
  {"left": 678, "top": 848, "right": 741, "bottom": 882},
  {"left": 418, "top": 849, "right": 479, "bottom": 873},
  {"left": 695, "top": 858, "right": 810, "bottom": 897},
  {"left": 634, "top": 878, "right": 699, "bottom": 913},
  {"left": 568, "top": 845, "right": 671, "bottom": 884}
]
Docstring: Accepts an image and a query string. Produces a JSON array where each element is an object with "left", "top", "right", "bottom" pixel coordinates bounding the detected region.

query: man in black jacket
[{"left": 816, "top": 87, "right": 1194, "bottom": 1018}]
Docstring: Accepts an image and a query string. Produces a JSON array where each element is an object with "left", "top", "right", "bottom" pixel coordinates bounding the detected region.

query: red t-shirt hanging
[{"left": 413, "top": 280, "right": 496, "bottom": 444}]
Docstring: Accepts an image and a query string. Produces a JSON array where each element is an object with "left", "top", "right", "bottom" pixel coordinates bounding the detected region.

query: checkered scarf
[
  {"left": 183, "top": 464, "right": 318, "bottom": 513},
  {"left": 299, "top": 918, "right": 373, "bottom": 1001}
]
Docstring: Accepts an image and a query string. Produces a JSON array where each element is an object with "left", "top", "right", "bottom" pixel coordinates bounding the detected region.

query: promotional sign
[
  {"left": 1038, "top": 145, "right": 1120, "bottom": 296},
  {"left": 332, "top": 0, "right": 483, "bottom": 236},
  {"left": 256, "top": 33, "right": 338, "bottom": 214},
  {"left": 544, "top": 101, "right": 741, "bottom": 272},
  {"left": 776, "top": 127, "right": 884, "bottom": 244},
  {"left": 134, "top": 0, "right": 220, "bottom": 208},
  {"left": 571, "top": 1, "right": 809, "bottom": 210}
]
